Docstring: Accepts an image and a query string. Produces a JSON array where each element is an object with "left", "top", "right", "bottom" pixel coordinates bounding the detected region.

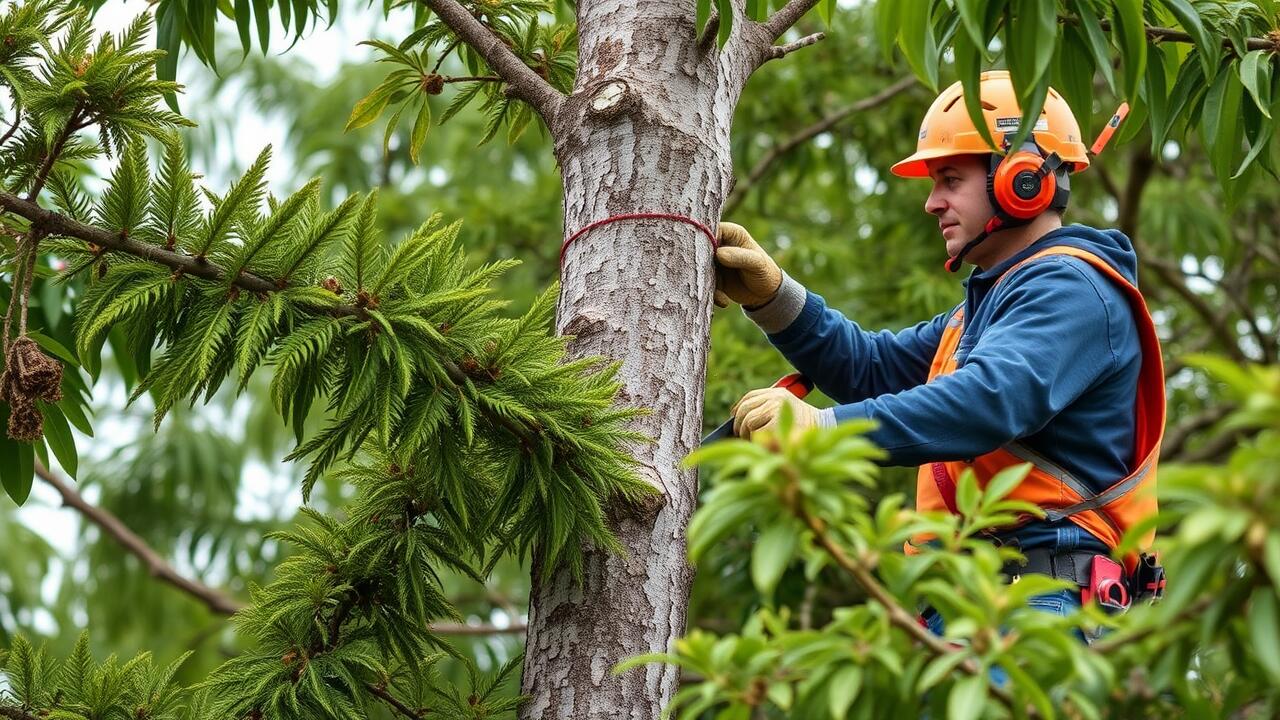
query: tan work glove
[
  {"left": 730, "top": 387, "right": 820, "bottom": 442},
  {"left": 715, "top": 222, "right": 783, "bottom": 309}
]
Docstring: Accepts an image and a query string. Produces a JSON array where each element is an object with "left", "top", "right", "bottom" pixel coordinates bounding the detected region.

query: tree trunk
[{"left": 518, "top": 2, "right": 763, "bottom": 717}]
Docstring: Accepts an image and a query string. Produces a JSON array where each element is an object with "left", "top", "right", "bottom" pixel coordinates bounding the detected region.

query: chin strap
[{"left": 945, "top": 216, "right": 1005, "bottom": 273}]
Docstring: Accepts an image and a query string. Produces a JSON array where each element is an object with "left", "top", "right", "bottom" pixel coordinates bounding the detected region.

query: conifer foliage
[{"left": 0, "top": 0, "right": 651, "bottom": 716}]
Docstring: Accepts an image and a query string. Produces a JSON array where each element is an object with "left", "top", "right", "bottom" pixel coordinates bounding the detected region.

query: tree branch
[
  {"left": 1161, "top": 402, "right": 1236, "bottom": 461},
  {"left": 421, "top": 0, "right": 564, "bottom": 121},
  {"left": 0, "top": 106, "right": 20, "bottom": 148},
  {"left": 0, "top": 189, "right": 279, "bottom": 293},
  {"left": 1096, "top": 149, "right": 1250, "bottom": 365},
  {"left": 34, "top": 459, "right": 528, "bottom": 635},
  {"left": 793, "top": 501, "right": 1030, "bottom": 717},
  {"left": 34, "top": 460, "right": 244, "bottom": 616},
  {"left": 725, "top": 76, "right": 916, "bottom": 214},
  {"left": 0, "top": 187, "right": 549, "bottom": 449},
  {"left": 762, "top": 32, "right": 825, "bottom": 64},
  {"left": 762, "top": 0, "right": 823, "bottom": 40},
  {"left": 1063, "top": 15, "right": 1280, "bottom": 54},
  {"left": 367, "top": 682, "right": 426, "bottom": 719}
]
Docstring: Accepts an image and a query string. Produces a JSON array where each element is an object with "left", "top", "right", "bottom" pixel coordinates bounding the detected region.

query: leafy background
[{"left": 1, "top": 0, "right": 1278, "bottom": 716}]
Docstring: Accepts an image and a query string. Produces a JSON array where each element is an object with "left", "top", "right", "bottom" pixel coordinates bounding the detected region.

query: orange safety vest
[{"left": 908, "top": 245, "right": 1166, "bottom": 572}]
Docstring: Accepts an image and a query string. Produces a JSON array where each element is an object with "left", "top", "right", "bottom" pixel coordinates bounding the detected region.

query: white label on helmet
[
  {"left": 919, "top": 126, "right": 928, "bottom": 139},
  {"left": 996, "top": 117, "right": 1049, "bottom": 132}
]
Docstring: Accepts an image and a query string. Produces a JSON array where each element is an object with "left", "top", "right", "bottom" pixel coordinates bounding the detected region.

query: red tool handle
[
  {"left": 1090, "top": 102, "right": 1130, "bottom": 156},
  {"left": 701, "top": 373, "right": 814, "bottom": 444}
]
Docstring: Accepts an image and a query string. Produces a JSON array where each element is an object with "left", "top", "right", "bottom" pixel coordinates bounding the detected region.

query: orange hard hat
[{"left": 891, "top": 70, "right": 1090, "bottom": 178}]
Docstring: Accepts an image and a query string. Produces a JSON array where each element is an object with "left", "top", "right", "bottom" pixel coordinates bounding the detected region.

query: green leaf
[
  {"left": 37, "top": 401, "right": 76, "bottom": 479},
  {"left": 1203, "top": 61, "right": 1244, "bottom": 188},
  {"left": 410, "top": 98, "right": 432, "bottom": 164},
  {"left": 818, "top": 0, "right": 837, "bottom": 26},
  {"left": 826, "top": 665, "right": 862, "bottom": 719},
  {"left": 155, "top": 0, "right": 183, "bottom": 112},
  {"left": 1265, "top": 533, "right": 1280, "bottom": 594},
  {"left": 234, "top": 0, "right": 251, "bottom": 55},
  {"left": 898, "top": 0, "right": 939, "bottom": 92},
  {"left": 1159, "top": 0, "right": 1217, "bottom": 80},
  {"left": 980, "top": 463, "right": 1029, "bottom": 508},
  {"left": 1143, "top": 42, "right": 1174, "bottom": 155},
  {"left": 1072, "top": 0, "right": 1115, "bottom": 93},
  {"left": 717, "top": 0, "right": 732, "bottom": 46},
  {"left": 1055, "top": 24, "right": 1096, "bottom": 139},
  {"left": 346, "top": 75, "right": 405, "bottom": 132},
  {"left": 0, "top": 409, "right": 34, "bottom": 505},
  {"left": 1111, "top": 0, "right": 1147, "bottom": 100},
  {"left": 252, "top": 0, "right": 271, "bottom": 52},
  {"left": 1161, "top": 55, "right": 1208, "bottom": 147},
  {"left": 28, "top": 331, "right": 77, "bottom": 366},
  {"left": 947, "top": 673, "right": 987, "bottom": 720},
  {"left": 1240, "top": 50, "right": 1274, "bottom": 119},
  {"left": 1233, "top": 102, "right": 1273, "bottom": 179},
  {"left": 874, "top": 2, "right": 902, "bottom": 64},
  {"left": 955, "top": 468, "right": 980, "bottom": 517},
  {"left": 1248, "top": 588, "right": 1280, "bottom": 682},
  {"left": 1007, "top": 0, "right": 1055, "bottom": 105},
  {"left": 751, "top": 522, "right": 798, "bottom": 598},
  {"left": 954, "top": 0, "right": 987, "bottom": 49},
  {"left": 953, "top": 27, "right": 999, "bottom": 153},
  {"left": 918, "top": 651, "right": 969, "bottom": 693}
]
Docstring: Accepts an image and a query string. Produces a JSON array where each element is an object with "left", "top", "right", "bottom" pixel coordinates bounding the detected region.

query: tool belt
[{"left": 1002, "top": 549, "right": 1166, "bottom": 612}]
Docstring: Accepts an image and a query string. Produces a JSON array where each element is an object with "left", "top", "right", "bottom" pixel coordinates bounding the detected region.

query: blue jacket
[{"left": 746, "top": 224, "right": 1145, "bottom": 553}]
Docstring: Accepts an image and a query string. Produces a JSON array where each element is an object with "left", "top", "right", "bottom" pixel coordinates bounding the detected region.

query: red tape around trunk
[{"left": 560, "top": 213, "right": 719, "bottom": 266}]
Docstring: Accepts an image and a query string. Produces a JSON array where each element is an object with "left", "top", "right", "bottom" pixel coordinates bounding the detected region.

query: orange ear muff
[{"left": 991, "top": 150, "right": 1057, "bottom": 220}]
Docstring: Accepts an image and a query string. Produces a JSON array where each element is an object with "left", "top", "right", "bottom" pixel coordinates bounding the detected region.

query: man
[{"left": 715, "top": 71, "right": 1165, "bottom": 617}]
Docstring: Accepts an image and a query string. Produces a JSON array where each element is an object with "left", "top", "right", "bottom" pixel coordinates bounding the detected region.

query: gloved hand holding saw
[
  {"left": 730, "top": 386, "right": 822, "bottom": 441},
  {"left": 714, "top": 222, "right": 782, "bottom": 308}
]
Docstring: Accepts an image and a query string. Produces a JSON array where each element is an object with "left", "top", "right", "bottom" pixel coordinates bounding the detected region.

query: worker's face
[{"left": 924, "top": 155, "right": 995, "bottom": 261}]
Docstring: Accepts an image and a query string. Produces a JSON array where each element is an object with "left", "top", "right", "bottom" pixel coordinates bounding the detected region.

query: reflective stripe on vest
[{"left": 907, "top": 246, "right": 1166, "bottom": 571}]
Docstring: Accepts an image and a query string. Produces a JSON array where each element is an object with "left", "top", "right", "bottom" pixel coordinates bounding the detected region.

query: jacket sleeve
[
  {"left": 830, "top": 257, "right": 1132, "bottom": 466},
  {"left": 745, "top": 273, "right": 952, "bottom": 402}
]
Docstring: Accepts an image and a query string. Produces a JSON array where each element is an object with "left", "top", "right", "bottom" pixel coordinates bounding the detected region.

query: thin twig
[
  {"left": 1160, "top": 402, "right": 1236, "bottom": 461},
  {"left": 431, "top": 38, "right": 461, "bottom": 74},
  {"left": 444, "top": 75, "right": 500, "bottom": 83},
  {"left": 25, "top": 104, "right": 83, "bottom": 203},
  {"left": 792, "top": 500, "right": 1030, "bottom": 717},
  {"left": 1091, "top": 594, "right": 1217, "bottom": 654},
  {"left": 0, "top": 106, "right": 20, "bottom": 147},
  {"left": 725, "top": 76, "right": 916, "bottom": 213},
  {"left": 366, "top": 682, "right": 425, "bottom": 719},
  {"left": 0, "top": 189, "right": 548, "bottom": 449},
  {"left": 34, "top": 460, "right": 245, "bottom": 616},
  {"left": 763, "top": 32, "right": 825, "bottom": 63},
  {"left": 34, "top": 459, "right": 528, "bottom": 634},
  {"left": 1098, "top": 149, "right": 1250, "bottom": 365},
  {"left": 1062, "top": 15, "right": 1280, "bottom": 54}
]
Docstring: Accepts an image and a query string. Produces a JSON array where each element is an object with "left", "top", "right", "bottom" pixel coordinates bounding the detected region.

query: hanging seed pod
[
  {"left": 11, "top": 335, "right": 62, "bottom": 402},
  {"left": 6, "top": 391, "right": 42, "bottom": 442}
]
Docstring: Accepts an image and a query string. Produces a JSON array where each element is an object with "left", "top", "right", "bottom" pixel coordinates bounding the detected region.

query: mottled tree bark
[
  {"left": 518, "top": 3, "right": 777, "bottom": 718},
  {"left": 425, "top": 0, "right": 821, "bottom": 716}
]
